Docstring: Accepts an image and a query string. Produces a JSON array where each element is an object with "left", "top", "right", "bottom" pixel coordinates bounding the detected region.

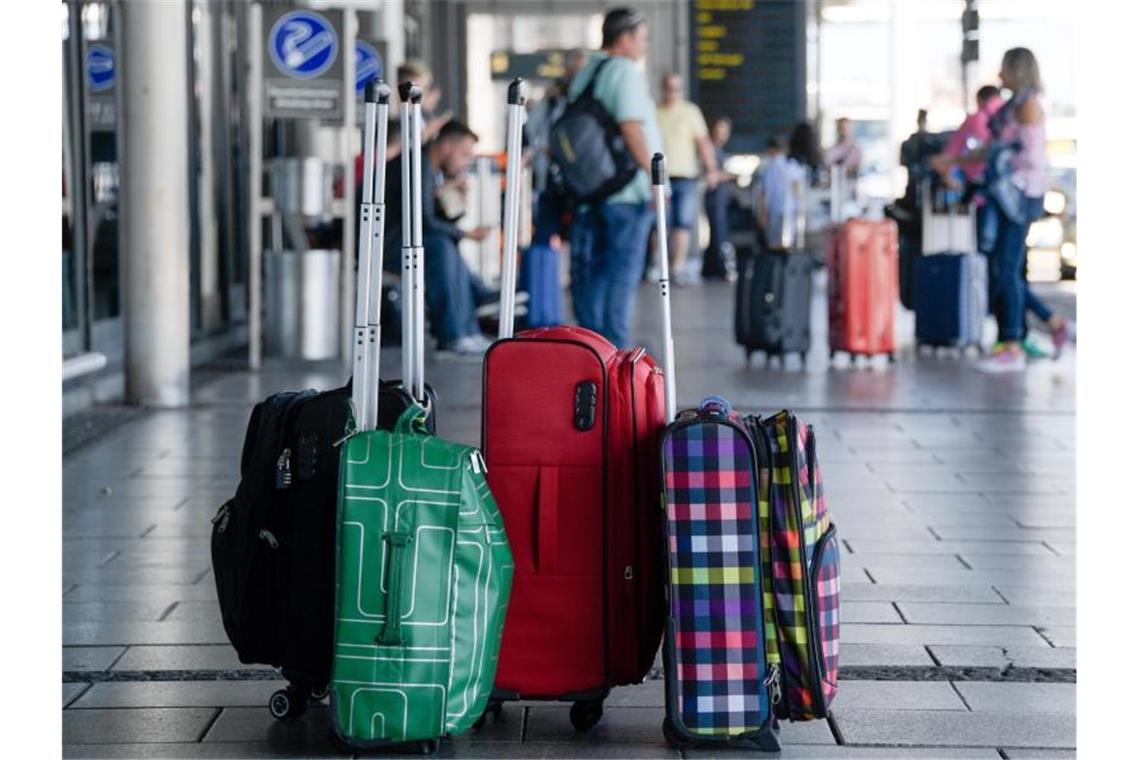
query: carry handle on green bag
[{"left": 376, "top": 532, "right": 412, "bottom": 645}]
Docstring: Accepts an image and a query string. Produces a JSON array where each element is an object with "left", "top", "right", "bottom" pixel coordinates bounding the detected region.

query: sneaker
[
  {"left": 974, "top": 345, "right": 1027, "bottom": 374},
  {"left": 436, "top": 335, "right": 487, "bottom": 361},
  {"left": 1021, "top": 333, "right": 1052, "bottom": 360},
  {"left": 465, "top": 333, "right": 493, "bottom": 351},
  {"left": 1050, "top": 318, "right": 1072, "bottom": 360}
]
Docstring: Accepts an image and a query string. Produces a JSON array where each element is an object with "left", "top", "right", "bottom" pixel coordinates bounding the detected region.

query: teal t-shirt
[{"left": 568, "top": 52, "right": 663, "bottom": 205}]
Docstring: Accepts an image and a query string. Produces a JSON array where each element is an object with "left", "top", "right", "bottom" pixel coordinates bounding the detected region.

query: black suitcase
[
  {"left": 210, "top": 82, "right": 438, "bottom": 721},
  {"left": 734, "top": 246, "right": 813, "bottom": 364}
]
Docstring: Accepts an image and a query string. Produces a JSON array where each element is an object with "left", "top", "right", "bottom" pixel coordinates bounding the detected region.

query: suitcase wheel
[
  {"left": 308, "top": 684, "right": 329, "bottom": 703},
  {"left": 662, "top": 717, "right": 695, "bottom": 749},
  {"left": 472, "top": 700, "right": 504, "bottom": 730},
  {"left": 569, "top": 699, "right": 604, "bottom": 732},
  {"left": 415, "top": 739, "right": 439, "bottom": 755},
  {"left": 269, "top": 687, "right": 307, "bottom": 721}
]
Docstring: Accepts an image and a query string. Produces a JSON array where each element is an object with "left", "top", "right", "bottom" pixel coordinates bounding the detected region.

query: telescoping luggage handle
[
  {"left": 399, "top": 82, "right": 427, "bottom": 405},
  {"left": 352, "top": 81, "right": 391, "bottom": 432},
  {"left": 920, "top": 175, "right": 976, "bottom": 254},
  {"left": 498, "top": 78, "right": 527, "bottom": 340},
  {"left": 652, "top": 154, "right": 678, "bottom": 422}
]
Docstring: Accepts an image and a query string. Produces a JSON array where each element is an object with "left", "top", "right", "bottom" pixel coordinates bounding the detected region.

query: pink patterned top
[{"left": 999, "top": 94, "right": 1048, "bottom": 198}]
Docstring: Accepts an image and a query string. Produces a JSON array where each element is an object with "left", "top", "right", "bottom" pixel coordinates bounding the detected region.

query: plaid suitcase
[
  {"left": 660, "top": 398, "right": 780, "bottom": 750},
  {"left": 747, "top": 411, "right": 840, "bottom": 722}
]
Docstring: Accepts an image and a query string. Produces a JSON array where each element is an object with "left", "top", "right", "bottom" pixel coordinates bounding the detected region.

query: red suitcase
[
  {"left": 826, "top": 218, "right": 898, "bottom": 359},
  {"left": 480, "top": 82, "right": 666, "bottom": 731}
]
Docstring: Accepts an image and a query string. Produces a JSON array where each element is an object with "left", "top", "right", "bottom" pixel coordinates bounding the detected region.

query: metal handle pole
[
  {"left": 399, "top": 82, "right": 426, "bottom": 403},
  {"left": 247, "top": 1, "right": 263, "bottom": 369},
  {"left": 364, "top": 82, "right": 390, "bottom": 431},
  {"left": 652, "top": 153, "right": 677, "bottom": 422},
  {"left": 352, "top": 82, "right": 380, "bottom": 429},
  {"left": 498, "top": 78, "right": 526, "bottom": 340},
  {"left": 399, "top": 87, "right": 413, "bottom": 395}
]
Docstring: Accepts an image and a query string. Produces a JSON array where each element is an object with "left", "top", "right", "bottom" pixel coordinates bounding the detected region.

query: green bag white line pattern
[{"left": 331, "top": 408, "right": 513, "bottom": 745}]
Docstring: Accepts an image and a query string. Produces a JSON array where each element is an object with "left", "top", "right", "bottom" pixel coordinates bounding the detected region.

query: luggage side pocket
[
  {"left": 807, "top": 524, "right": 840, "bottom": 713},
  {"left": 211, "top": 498, "right": 249, "bottom": 651}
]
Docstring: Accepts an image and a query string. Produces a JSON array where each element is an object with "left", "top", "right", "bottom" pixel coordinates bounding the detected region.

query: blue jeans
[
  {"left": 569, "top": 202, "right": 654, "bottom": 348},
  {"left": 992, "top": 197, "right": 1049, "bottom": 342},
  {"left": 667, "top": 177, "right": 699, "bottom": 231}
]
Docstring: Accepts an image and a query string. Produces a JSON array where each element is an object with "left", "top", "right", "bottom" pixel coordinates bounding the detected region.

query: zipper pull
[
  {"left": 275, "top": 449, "right": 292, "bottom": 489},
  {"left": 477, "top": 450, "right": 488, "bottom": 474},
  {"left": 258, "top": 529, "right": 279, "bottom": 549},
  {"left": 332, "top": 425, "right": 358, "bottom": 448},
  {"left": 211, "top": 503, "right": 231, "bottom": 533},
  {"left": 624, "top": 564, "right": 634, "bottom": 581},
  {"left": 765, "top": 663, "right": 782, "bottom": 705}
]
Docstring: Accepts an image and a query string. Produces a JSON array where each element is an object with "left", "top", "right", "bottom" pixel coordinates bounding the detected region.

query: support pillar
[{"left": 120, "top": 0, "right": 191, "bottom": 406}]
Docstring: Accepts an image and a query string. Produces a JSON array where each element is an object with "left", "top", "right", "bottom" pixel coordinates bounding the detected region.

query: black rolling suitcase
[
  {"left": 735, "top": 172, "right": 812, "bottom": 365},
  {"left": 210, "top": 82, "right": 436, "bottom": 720}
]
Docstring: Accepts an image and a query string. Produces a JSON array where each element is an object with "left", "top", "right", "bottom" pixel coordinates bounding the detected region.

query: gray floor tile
[
  {"left": 202, "top": 705, "right": 342, "bottom": 751},
  {"left": 64, "top": 743, "right": 349, "bottom": 759},
  {"left": 1034, "top": 627, "right": 1076, "bottom": 648},
  {"left": 111, "top": 644, "right": 268, "bottom": 672},
  {"left": 832, "top": 708, "right": 1075, "bottom": 748},
  {"left": 927, "top": 645, "right": 1074, "bottom": 669},
  {"left": 63, "top": 646, "right": 126, "bottom": 672},
  {"left": 847, "top": 540, "right": 1056, "bottom": 557},
  {"left": 1000, "top": 751, "right": 1076, "bottom": 759},
  {"left": 543, "top": 743, "right": 680, "bottom": 758},
  {"left": 72, "top": 680, "right": 287, "bottom": 709},
  {"left": 838, "top": 643, "right": 936, "bottom": 667},
  {"left": 842, "top": 602, "right": 905, "bottom": 624},
  {"left": 64, "top": 583, "right": 223, "bottom": 603},
  {"left": 842, "top": 584, "right": 1004, "bottom": 605},
  {"left": 524, "top": 706, "right": 672, "bottom": 745},
  {"left": 64, "top": 620, "right": 229, "bottom": 647},
  {"left": 953, "top": 682, "right": 1075, "bottom": 714},
  {"left": 757, "top": 749, "right": 1000, "bottom": 759},
  {"left": 607, "top": 681, "right": 665, "bottom": 707},
  {"left": 761, "top": 718, "right": 836, "bottom": 745},
  {"left": 62, "top": 707, "right": 219, "bottom": 744},
  {"left": 841, "top": 624, "right": 1050, "bottom": 647},
  {"left": 896, "top": 603, "right": 1075, "bottom": 627},
  {"left": 64, "top": 682, "right": 91, "bottom": 708},
  {"left": 63, "top": 601, "right": 173, "bottom": 623},
  {"left": 832, "top": 681, "right": 966, "bottom": 712}
]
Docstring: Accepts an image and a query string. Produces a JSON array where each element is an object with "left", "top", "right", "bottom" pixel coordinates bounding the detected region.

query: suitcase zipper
[
  {"left": 257, "top": 528, "right": 279, "bottom": 549},
  {"left": 787, "top": 415, "right": 828, "bottom": 714}
]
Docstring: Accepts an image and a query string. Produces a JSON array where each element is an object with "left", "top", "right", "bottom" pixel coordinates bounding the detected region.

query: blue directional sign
[
  {"left": 87, "top": 45, "right": 115, "bottom": 93},
  {"left": 268, "top": 10, "right": 338, "bottom": 80},
  {"left": 355, "top": 40, "right": 383, "bottom": 95}
]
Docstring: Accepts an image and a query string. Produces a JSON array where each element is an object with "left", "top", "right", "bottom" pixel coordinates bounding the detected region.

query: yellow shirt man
[{"left": 657, "top": 100, "right": 709, "bottom": 180}]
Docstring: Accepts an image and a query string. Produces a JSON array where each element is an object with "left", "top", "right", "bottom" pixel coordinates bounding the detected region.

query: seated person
[{"left": 384, "top": 120, "right": 494, "bottom": 357}]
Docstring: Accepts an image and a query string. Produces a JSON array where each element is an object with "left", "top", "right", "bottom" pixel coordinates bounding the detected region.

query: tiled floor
[{"left": 62, "top": 277, "right": 1076, "bottom": 758}]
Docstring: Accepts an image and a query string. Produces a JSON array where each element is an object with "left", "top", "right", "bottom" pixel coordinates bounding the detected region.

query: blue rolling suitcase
[
  {"left": 913, "top": 252, "right": 987, "bottom": 350},
  {"left": 520, "top": 243, "right": 563, "bottom": 328}
]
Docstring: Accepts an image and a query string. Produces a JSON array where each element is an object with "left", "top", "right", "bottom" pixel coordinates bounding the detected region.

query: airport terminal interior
[{"left": 60, "top": 1, "right": 1078, "bottom": 757}]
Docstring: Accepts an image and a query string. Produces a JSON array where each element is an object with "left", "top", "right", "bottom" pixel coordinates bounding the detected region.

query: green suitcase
[{"left": 329, "top": 404, "right": 513, "bottom": 752}]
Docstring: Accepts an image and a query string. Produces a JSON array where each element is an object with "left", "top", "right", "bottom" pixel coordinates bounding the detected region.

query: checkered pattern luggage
[
  {"left": 653, "top": 156, "right": 780, "bottom": 750},
  {"left": 661, "top": 399, "right": 780, "bottom": 750},
  {"left": 747, "top": 411, "right": 840, "bottom": 722}
]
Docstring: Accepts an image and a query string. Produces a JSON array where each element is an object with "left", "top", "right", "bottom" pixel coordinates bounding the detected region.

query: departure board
[{"left": 689, "top": 0, "right": 806, "bottom": 154}]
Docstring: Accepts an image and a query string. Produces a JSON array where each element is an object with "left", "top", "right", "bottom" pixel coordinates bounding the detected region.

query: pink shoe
[
  {"left": 974, "top": 346, "right": 1027, "bottom": 374},
  {"left": 1051, "top": 319, "right": 1072, "bottom": 360}
]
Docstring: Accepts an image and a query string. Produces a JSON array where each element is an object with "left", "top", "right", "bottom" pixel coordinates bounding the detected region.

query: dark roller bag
[
  {"left": 735, "top": 248, "right": 813, "bottom": 364},
  {"left": 210, "top": 82, "right": 436, "bottom": 720}
]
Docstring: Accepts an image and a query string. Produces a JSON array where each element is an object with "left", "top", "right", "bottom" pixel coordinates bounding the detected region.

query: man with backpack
[{"left": 560, "top": 7, "right": 663, "bottom": 349}]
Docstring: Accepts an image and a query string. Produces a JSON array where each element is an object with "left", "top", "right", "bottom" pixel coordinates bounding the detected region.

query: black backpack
[
  {"left": 549, "top": 57, "right": 640, "bottom": 204},
  {"left": 210, "top": 379, "right": 436, "bottom": 704}
]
